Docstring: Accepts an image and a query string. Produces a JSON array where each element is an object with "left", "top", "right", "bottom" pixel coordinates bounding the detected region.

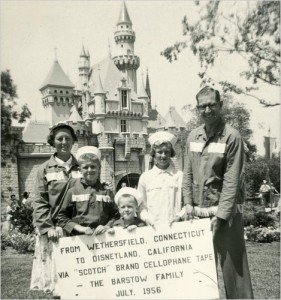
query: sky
[{"left": 1, "top": 0, "right": 280, "bottom": 155}]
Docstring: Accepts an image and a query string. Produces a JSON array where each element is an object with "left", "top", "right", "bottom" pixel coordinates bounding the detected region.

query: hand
[
  {"left": 127, "top": 225, "right": 137, "bottom": 232},
  {"left": 183, "top": 204, "right": 194, "bottom": 221},
  {"left": 145, "top": 218, "right": 154, "bottom": 227},
  {"left": 47, "top": 228, "right": 59, "bottom": 242},
  {"left": 95, "top": 225, "right": 109, "bottom": 235},
  {"left": 170, "top": 216, "right": 182, "bottom": 227},
  {"left": 55, "top": 226, "right": 64, "bottom": 238},
  {"left": 84, "top": 227, "right": 94, "bottom": 235},
  {"left": 107, "top": 228, "right": 115, "bottom": 235},
  {"left": 211, "top": 216, "right": 226, "bottom": 240}
]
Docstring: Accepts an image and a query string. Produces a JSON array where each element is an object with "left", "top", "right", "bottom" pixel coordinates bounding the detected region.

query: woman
[
  {"left": 30, "top": 123, "right": 79, "bottom": 295},
  {"left": 138, "top": 131, "right": 185, "bottom": 227}
]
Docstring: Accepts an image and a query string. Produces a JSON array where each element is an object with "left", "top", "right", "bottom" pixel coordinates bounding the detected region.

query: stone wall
[
  {"left": 1, "top": 158, "right": 19, "bottom": 219},
  {"left": 18, "top": 156, "right": 49, "bottom": 200}
]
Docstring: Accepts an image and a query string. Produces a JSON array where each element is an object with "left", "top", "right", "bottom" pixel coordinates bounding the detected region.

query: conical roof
[
  {"left": 94, "top": 72, "right": 106, "bottom": 94},
  {"left": 138, "top": 77, "right": 148, "bottom": 98},
  {"left": 80, "top": 45, "right": 87, "bottom": 57},
  {"left": 164, "top": 106, "right": 186, "bottom": 129},
  {"left": 117, "top": 1, "right": 132, "bottom": 25},
  {"left": 39, "top": 60, "right": 74, "bottom": 90},
  {"left": 68, "top": 105, "right": 83, "bottom": 123},
  {"left": 145, "top": 71, "right": 151, "bottom": 99},
  {"left": 89, "top": 56, "right": 123, "bottom": 100}
]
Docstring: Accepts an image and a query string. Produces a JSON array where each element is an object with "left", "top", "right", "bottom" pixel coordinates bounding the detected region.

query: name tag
[
  {"left": 190, "top": 142, "right": 204, "bottom": 152},
  {"left": 72, "top": 194, "right": 90, "bottom": 202},
  {"left": 71, "top": 171, "right": 83, "bottom": 179},
  {"left": 46, "top": 171, "right": 65, "bottom": 182},
  {"left": 96, "top": 195, "right": 112, "bottom": 203},
  {"left": 208, "top": 143, "right": 226, "bottom": 153}
]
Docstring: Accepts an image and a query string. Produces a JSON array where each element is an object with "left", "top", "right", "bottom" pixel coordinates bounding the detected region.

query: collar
[
  {"left": 55, "top": 155, "right": 72, "bottom": 170},
  {"left": 48, "top": 154, "right": 78, "bottom": 169},
  {"left": 80, "top": 178, "right": 102, "bottom": 190},
  {"left": 196, "top": 118, "right": 226, "bottom": 140},
  {"left": 151, "top": 164, "right": 175, "bottom": 175}
]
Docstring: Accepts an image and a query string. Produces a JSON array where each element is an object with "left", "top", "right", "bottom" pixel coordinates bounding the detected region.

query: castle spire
[
  {"left": 117, "top": 1, "right": 132, "bottom": 25},
  {"left": 94, "top": 68, "right": 106, "bottom": 94},
  {"left": 145, "top": 68, "right": 152, "bottom": 109}
]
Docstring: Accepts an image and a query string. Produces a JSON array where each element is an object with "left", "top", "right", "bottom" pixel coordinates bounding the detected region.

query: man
[
  {"left": 183, "top": 86, "right": 254, "bottom": 299},
  {"left": 259, "top": 180, "right": 271, "bottom": 207}
]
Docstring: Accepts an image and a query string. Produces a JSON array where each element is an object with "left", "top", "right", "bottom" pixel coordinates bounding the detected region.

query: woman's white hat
[
  {"left": 76, "top": 146, "right": 101, "bottom": 161},
  {"left": 114, "top": 187, "right": 143, "bottom": 206},
  {"left": 148, "top": 131, "right": 177, "bottom": 147}
]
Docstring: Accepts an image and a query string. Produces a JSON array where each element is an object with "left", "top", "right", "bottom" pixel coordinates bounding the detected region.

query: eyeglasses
[{"left": 197, "top": 102, "right": 220, "bottom": 111}]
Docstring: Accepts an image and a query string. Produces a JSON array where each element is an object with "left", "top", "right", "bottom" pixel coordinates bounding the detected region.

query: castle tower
[
  {"left": 113, "top": 1, "right": 140, "bottom": 93},
  {"left": 78, "top": 45, "right": 90, "bottom": 91},
  {"left": 138, "top": 75, "right": 149, "bottom": 136},
  {"left": 39, "top": 58, "right": 75, "bottom": 126}
]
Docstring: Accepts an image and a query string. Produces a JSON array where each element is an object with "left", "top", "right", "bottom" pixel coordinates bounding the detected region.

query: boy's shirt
[
  {"left": 110, "top": 216, "right": 146, "bottom": 229},
  {"left": 57, "top": 178, "right": 119, "bottom": 235}
]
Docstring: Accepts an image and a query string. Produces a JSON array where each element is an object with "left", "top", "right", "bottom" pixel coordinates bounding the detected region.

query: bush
[
  {"left": 1, "top": 230, "right": 35, "bottom": 253},
  {"left": 243, "top": 203, "right": 276, "bottom": 227},
  {"left": 245, "top": 226, "right": 280, "bottom": 243},
  {"left": 8, "top": 204, "right": 34, "bottom": 234}
]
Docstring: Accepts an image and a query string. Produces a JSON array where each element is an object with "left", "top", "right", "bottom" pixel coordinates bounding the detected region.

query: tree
[
  {"left": 183, "top": 93, "right": 257, "bottom": 161},
  {"left": 1, "top": 70, "right": 31, "bottom": 166},
  {"left": 161, "top": 1, "right": 280, "bottom": 107},
  {"left": 245, "top": 155, "right": 280, "bottom": 197}
]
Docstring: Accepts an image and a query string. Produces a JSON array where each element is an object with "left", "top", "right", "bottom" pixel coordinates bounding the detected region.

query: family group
[{"left": 30, "top": 86, "right": 254, "bottom": 299}]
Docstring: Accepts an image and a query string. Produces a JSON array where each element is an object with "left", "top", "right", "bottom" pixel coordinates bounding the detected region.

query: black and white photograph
[{"left": 1, "top": 0, "right": 280, "bottom": 299}]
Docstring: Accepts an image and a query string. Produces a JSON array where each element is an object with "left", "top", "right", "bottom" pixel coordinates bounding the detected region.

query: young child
[
  {"left": 57, "top": 146, "right": 119, "bottom": 236},
  {"left": 107, "top": 187, "right": 146, "bottom": 233}
]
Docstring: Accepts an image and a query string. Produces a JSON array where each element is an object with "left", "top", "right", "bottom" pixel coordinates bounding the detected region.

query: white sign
[{"left": 53, "top": 219, "right": 219, "bottom": 299}]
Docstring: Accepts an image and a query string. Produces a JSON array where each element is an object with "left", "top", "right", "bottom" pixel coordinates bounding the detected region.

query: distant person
[
  {"left": 121, "top": 182, "right": 127, "bottom": 188},
  {"left": 107, "top": 187, "right": 146, "bottom": 233},
  {"left": 22, "top": 191, "right": 30, "bottom": 205},
  {"left": 259, "top": 180, "right": 271, "bottom": 207}
]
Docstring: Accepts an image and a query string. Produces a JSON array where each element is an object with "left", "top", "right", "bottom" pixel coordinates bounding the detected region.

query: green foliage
[
  {"left": 1, "top": 230, "right": 35, "bottom": 253},
  {"left": 184, "top": 93, "right": 257, "bottom": 160},
  {"left": 162, "top": 1, "right": 280, "bottom": 107},
  {"left": 8, "top": 203, "right": 35, "bottom": 234},
  {"left": 1, "top": 70, "right": 31, "bottom": 166},
  {"left": 245, "top": 226, "right": 280, "bottom": 243},
  {"left": 245, "top": 156, "right": 280, "bottom": 196},
  {"left": 243, "top": 203, "right": 276, "bottom": 227}
]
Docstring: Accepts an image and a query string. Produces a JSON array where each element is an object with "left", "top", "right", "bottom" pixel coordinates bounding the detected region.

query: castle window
[
  {"left": 121, "top": 120, "right": 127, "bottom": 133},
  {"left": 121, "top": 90, "right": 128, "bottom": 108},
  {"left": 121, "top": 25, "right": 123, "bottom": 29},
  {"left": 54, "top": 90, "right": 57, "bottom": 93},
  {"left": 66, "top": 91, "right": 69, "bottom": 94},
  {"left": 126, "top": 25, "right": 129, "bottom": 28},
  {"left": 121, "top": 44, "right": 123, "bottom": 48},
  {"left": 60, "top": 90, "right": 63, "bottom": 94}
]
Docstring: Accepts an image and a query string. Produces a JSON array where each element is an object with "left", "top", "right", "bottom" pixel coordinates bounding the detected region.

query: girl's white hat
[{"left": 148, "top": 131, "right": 177, "bottom": 147}]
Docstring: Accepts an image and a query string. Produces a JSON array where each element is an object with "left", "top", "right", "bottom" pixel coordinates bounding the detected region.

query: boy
[
  {"left": 107, "top": 187, "right": 146, "bottom": 233},
  {"left": 57, "top": 146, "right": 119, "bottom": 236}
]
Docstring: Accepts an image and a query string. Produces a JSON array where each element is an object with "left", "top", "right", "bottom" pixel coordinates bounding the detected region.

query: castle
[{"left": 1, "top": 1, "right": 187, "bottom": 210}]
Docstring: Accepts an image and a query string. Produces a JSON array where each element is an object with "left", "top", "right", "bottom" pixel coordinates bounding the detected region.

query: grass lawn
[{"left": 1, "top": 242, "right": 280, "bottom": 299}]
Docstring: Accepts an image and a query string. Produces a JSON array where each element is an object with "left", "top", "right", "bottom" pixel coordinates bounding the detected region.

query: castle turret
[
  {"left": 78, "top": 45, "right": 90, "bottom": 91},
  {"left": 113, "top": 1, "right": 140, "bottom": 93},
  {"left": 39, "top": 59, "right": 75, "bottom": 126}
]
